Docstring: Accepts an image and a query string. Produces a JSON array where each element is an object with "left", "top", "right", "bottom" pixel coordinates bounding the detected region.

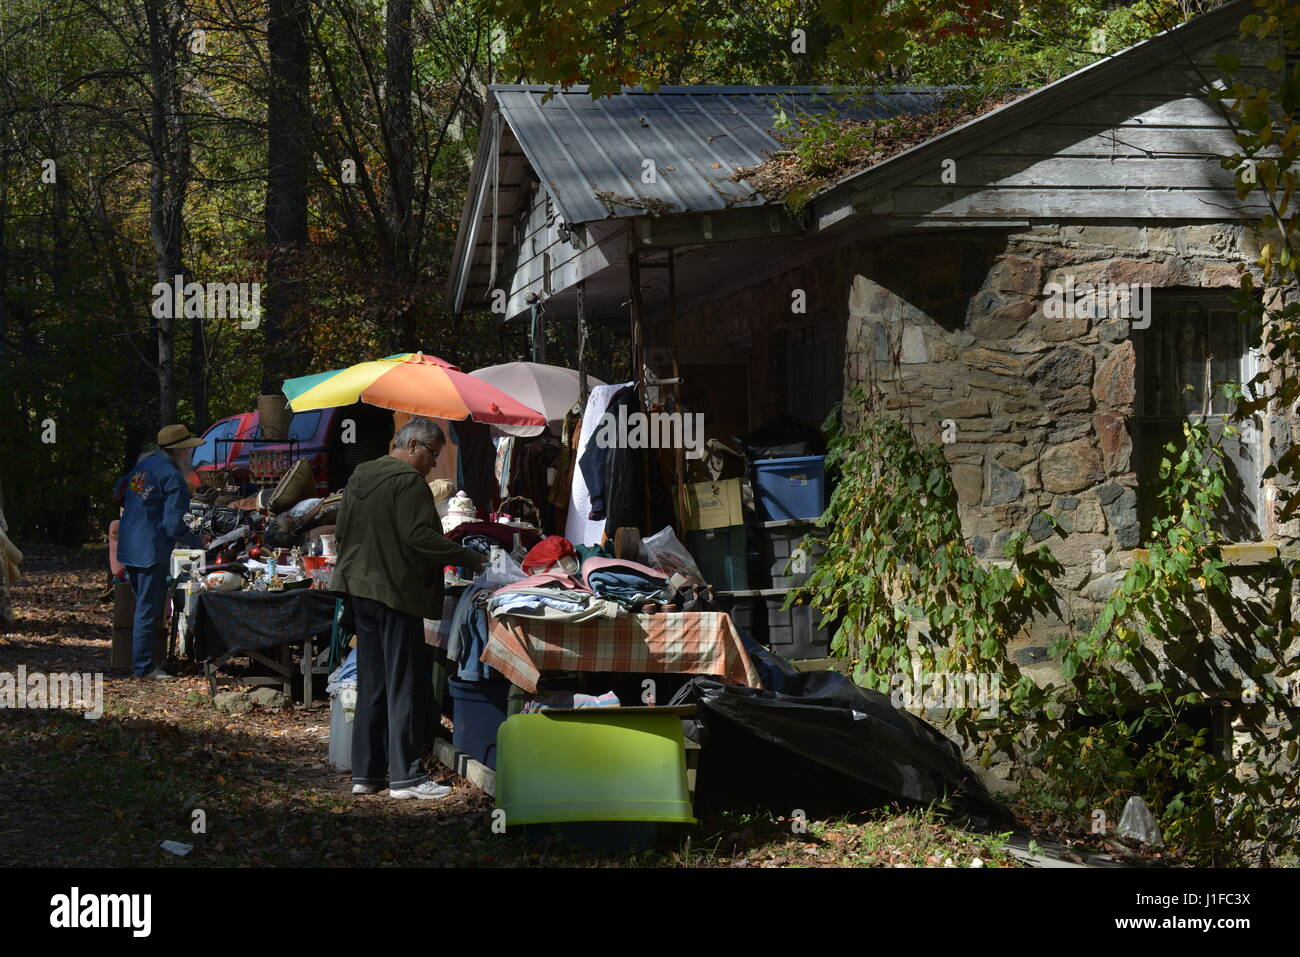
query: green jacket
[{"left": 330, "top": 455, "right": 480, "bottom": 620}]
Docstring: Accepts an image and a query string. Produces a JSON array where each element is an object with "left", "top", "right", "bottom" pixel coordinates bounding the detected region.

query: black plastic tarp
[
  {"left": 672, "top": 671, "right": 1012, "bottom": 829},
  {"left": 733, "top": 414, "right": 827, "bottom": 460}
]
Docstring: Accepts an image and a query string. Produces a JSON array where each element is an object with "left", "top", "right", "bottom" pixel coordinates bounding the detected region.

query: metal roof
[{"left": 491, "top": 85, "right": 951, "bottom": 226}]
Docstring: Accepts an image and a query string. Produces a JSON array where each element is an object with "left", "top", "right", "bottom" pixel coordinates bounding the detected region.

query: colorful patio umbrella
[
  {"left": 281, "top": 352, "right": 546, "bottom": 428},
  {"left": 467, "top": 362, "right": 606, "bottom": 437}
]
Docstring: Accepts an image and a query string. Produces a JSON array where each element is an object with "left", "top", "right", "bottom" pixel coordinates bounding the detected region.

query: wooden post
[
  {"left": 668, "top": 248, "right": 687, "bottom": 531},
  {"left": 627, "top": 235, "right": 651, "bottom": 530},
  {"left": 577, "top": 280, "right": 589, "bottom": 408},
  {"left": 627, "top": 232, "right": 645, "bottom": 409}
]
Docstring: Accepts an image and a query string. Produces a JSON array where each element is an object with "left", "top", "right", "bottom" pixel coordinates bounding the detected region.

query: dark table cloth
[{"left": 194, "top": 588, "right": 337, "bottom": 660}]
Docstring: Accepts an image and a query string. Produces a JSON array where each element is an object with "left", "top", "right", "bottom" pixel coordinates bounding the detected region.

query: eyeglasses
[{"left": 419, "top": 441, "right": 440, "bottom": 465}]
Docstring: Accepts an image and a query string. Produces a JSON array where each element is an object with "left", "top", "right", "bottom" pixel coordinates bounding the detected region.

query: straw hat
[
  {"left": 158, "top": 424, "right": 204, "bottom": 449},
  {"left": 428, "top": 479, "right": 455, "bottom": 503}
]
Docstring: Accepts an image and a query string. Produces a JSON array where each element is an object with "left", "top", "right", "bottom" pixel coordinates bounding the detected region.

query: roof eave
[
  {"left": 809, "top": 0, "right": 1250, "bottom": 229},
  {"left": 446, "top": 94, "right": 505, "bottom": 315}
]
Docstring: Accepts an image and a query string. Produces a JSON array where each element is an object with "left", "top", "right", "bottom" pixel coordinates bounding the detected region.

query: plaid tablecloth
[{"left": 483, "top": 611, "right": 762, "bottom": 693}]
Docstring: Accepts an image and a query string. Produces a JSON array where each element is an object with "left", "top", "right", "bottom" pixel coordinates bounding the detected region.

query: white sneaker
[
  {"left": 145, "top": 668, "right": 172, "bottom": 679},
  {"left": 389, "top": 780, "right": 452, "bottom": 800},
  {"left": 352, "top": 783, "right": 381, "bottom": 795}
]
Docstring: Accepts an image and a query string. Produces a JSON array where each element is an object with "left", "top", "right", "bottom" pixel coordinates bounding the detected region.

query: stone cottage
[{"left": 448, "top": 1, "right": 1286, "bottom": 673}]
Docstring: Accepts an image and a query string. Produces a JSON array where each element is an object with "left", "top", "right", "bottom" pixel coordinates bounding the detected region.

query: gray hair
[{"left": 393, "top": 416, "right": 445, "bottom": 450}]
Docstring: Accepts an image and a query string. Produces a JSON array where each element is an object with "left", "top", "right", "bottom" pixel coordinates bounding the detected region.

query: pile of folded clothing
[
  {"left": 581, "top": 556, "right": 674, "bottom": 608},
  {"left": 487, "top": 572, "right": 622, "bottom": 622},
  {"left": 448, "top": 535, "right": 691, "bottom": 679}
]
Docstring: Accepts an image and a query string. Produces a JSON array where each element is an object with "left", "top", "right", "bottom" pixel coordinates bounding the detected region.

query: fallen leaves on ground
[{"left": 1, "top": 545, "right": 1025, "bottom": 868}]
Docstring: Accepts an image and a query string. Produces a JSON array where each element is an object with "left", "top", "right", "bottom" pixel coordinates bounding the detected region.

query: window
[
  {"left": 786, "top": 320, "right": 844, "bottom": 429},
  {"left": 253, "top": 410, "right": 320, "bottom": 443},
  {"left": 193, "top": 419, "right": 237, "bottom": 469},
  {"left": 1134, "top": 292, "right": 1261, "bottom": 541},
  {"left": 288, "top": 411, "right": 322, "bottom": 443}
]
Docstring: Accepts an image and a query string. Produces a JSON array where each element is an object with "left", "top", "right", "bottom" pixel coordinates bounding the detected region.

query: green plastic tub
[{"left": 496, "top": 707, "right": 696, "bottom": 826}]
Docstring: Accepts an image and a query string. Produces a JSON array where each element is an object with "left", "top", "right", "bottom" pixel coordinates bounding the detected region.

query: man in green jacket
[{"left": 331, "top": 416, "right": 485, "bottom": 800}]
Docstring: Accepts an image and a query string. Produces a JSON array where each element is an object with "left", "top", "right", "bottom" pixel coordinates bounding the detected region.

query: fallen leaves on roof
[
  {"left": 593, "top": 186, "right": 679, "bottom": 217},
  {"left": 733, "top": 91, "right": 1024, "bottom": 213}
]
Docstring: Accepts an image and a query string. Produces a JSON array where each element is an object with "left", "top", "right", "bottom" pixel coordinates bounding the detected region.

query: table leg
[
  {"left": 300, "top": 634, "right": 313, "bottom": 708},
  {"left": 280, "top": 644, "right": 293, "bottom": 701}
]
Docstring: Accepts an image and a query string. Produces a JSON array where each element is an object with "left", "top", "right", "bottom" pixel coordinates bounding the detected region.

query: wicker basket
[
  {"left": 492, "top": 495, "right": 541, "bottom": 529},
  {"left": 257, "top": 394, "right": 292, "bottom": 440}
]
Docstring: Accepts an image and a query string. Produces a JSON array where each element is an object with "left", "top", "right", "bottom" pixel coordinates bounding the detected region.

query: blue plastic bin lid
[{"left": 753, "top": 455, "right": 825, "bottom": 467}]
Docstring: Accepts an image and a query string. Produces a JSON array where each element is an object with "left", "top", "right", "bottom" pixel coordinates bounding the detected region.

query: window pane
[
  {"left": 1179, "top": 306, "right": 1207, "bottom": 415},
  {"left": 289, "top": 411, "right": 322, "bottom": 442},
  {"left": 1209, "top": 309, "right": 1240, "bottom": 414},
  {"left": 1135, "top": 294, "right": 1258, "bottom": 540},
  {"left": 194, "top": 420, "right": 235, "bottom": 469}
]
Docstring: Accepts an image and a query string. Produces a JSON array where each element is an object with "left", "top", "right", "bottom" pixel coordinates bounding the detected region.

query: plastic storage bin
[
  {"left": 718, "top": 588, "right": 832, "bottom": 660},
  {"left": 762, "top": 519, "right": 828, "bottom": 588},
  {"left": 686, "top": 525, "right": 748, "bottom": 591},
  {"left": 496, "top": 707, "right": 696, "bottom": 826},
  {"left": 752, "top": 455, "right": 826, "bottom": 521},
  {"left": 328, "top": 694, "right": 353, "bottom": 770},
  {"left": 448, "top": 674, "right": 510, "bottom": 770}
]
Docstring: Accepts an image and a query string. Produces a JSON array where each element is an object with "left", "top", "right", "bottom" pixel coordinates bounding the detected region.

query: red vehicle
[
  {"left": 193, "top": 412, "right": 259, "bottom": 482},
  {"left": 197, "top": 402, "right": 393, "bottom": 494}
]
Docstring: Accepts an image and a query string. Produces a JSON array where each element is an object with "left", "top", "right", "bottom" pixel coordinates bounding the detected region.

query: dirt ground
[{"left": 0, "top": 545, "right": 1029, "bottom": 868}]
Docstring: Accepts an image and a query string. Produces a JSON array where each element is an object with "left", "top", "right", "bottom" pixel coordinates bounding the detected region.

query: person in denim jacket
[{"left": 113, "top": 425, "right": 203, "bottom": 677}]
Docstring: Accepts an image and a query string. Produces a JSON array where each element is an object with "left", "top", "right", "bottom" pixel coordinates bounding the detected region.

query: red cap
[{"left": 521, "top": 535, "right": 577, "bottom": 574}]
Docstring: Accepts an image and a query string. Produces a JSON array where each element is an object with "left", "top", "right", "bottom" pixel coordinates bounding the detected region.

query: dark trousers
[
  {"left": 125, "top": 564, "right": 166, "bottom": 677},
  {"left": 350, "top": 596, "right": 432, "bottom": 789}
]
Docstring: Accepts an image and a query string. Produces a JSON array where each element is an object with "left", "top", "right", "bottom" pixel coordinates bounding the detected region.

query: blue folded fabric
[
  {"left": 489, "top": 591, "right": 588, "bottom": 615},
  {"left": 587, "top": 568, "right": 672, "bottom": 606}
]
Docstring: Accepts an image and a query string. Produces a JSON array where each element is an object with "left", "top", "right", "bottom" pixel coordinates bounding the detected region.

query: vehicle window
[
  {"left": 194, "top": 420, "right": 237, "bottom": 469},
  {"left": 288, "top": 411, "right": 322, "bottom": 443}
]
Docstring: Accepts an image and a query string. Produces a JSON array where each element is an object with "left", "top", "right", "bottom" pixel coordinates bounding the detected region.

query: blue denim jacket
[{"left": 115, "top": 451, "right": 199, "bottom": 568}]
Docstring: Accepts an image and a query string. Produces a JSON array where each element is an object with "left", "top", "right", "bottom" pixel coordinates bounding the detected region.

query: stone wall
[
  {"left": 663, "top": 220, "right": 1284, "bottom": 676},
  {"left": 844, "top": 222, "right": 1279, "bottom": 673}
]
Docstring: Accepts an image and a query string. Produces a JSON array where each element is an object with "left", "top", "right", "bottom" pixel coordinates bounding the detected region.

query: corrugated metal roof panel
[{"left": 492, "top": 85, "right": 951, "bottom": 225}]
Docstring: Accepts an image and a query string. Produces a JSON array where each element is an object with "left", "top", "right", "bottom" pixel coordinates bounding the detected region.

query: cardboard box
[{"left": 683, "top": 479, "right": 743, "bottom": 530}]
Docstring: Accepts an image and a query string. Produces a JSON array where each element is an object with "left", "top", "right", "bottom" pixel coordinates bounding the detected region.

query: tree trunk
[
  {"left": 383, "top": 0, "right": 416, "bottom": 350},
  {"left": 87, "top": 175, "right": 156, "bottom": 470},
  {"left": 144, "top": 0, "right": 191, "bottom": 426},
  {"left": 0, "top": 474, "right": 12, "bottom": 630},
  {"left": 191, "top": 308, "right": 207, "bottom": 431},
  {"left": 262, "top": 0, "right": 311, "bottom": 394},
  {"left": 385, "top": 0, "right": 415, "bottom": 283}
]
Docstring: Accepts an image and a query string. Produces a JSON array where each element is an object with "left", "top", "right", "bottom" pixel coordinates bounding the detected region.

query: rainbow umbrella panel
[{"left": 282, "top": 352, "right": 546, "bottom": 428}]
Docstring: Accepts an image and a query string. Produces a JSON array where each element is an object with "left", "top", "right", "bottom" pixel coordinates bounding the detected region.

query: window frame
[{"left": 1132, "top": 290, "right": 1264, "bottom": 543}]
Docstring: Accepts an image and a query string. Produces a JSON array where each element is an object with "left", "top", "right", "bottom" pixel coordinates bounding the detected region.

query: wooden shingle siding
[
  {"left": 872, "top": 30, "right": 1281, "bottom": 222},
  {"left": 506, "top": 186, "right": 574, "bottom": 316},
  {"left": 889, "top": 186, "right": 1266, "bottom": 219},
  {"left": 986, "top": 126, "right": 1254, "bottom": 159},
  {"left": 465, "top": 178, "right": 591, "bottom": 319},
  {"left": 916, "top": 156, "right": 1238, "bottom": 190}
]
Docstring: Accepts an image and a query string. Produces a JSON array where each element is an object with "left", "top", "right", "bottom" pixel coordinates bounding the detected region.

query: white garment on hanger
[{"left": 564, "top": 381, "right": 634, "bottom": 547}]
